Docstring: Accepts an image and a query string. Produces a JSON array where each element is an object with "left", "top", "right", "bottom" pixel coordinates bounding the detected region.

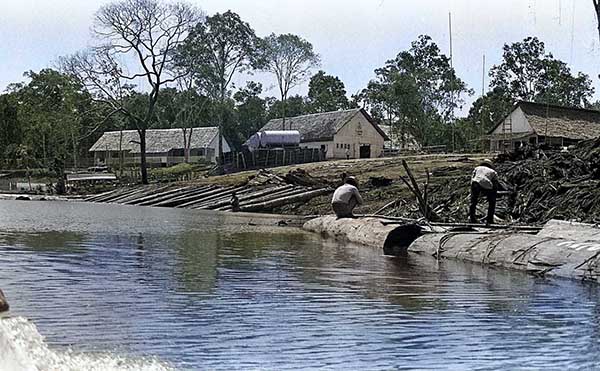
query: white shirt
[
  {"left": 471, "top": 166, "right": 498, "bottom": 190},
  {"left": 332, "top": 184, "right": 363, "bottom": 205}
]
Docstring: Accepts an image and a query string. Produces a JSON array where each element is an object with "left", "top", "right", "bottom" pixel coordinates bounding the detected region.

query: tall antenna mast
[
  {"left": 482, "top": 54, "right": 486, "bottom": 96},
  {"left": 449, "top": 12, "right": 453, "bottom": 68},
  {"left": 449, "top": 12, "right": 455, "bottom": 152}
]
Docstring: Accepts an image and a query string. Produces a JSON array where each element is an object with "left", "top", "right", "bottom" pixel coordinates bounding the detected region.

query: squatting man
[{"left": 331, "top": 176, "right": 363, "bottom": 218}]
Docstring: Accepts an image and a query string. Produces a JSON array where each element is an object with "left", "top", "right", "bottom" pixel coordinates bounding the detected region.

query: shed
[
  {"left": 488, "top": 101, "right": 600, "bottom": 151},
  {"left": 89, "top": 127, "right": 231, "bottom": 166},
  {"left": 258, "top": 108, "right": 389, "bottom": 159}
]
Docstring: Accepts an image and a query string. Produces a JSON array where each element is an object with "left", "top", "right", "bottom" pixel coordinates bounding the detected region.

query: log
[
  {"left": 84, "top": 189, "right": 119, "bottom": 202},
  {"left": 192, "top": 187, "right": 255, "bottom": 209},
  {"left": 124, "top": 186, "right": 190, "bottom": 205},
  {"left": 408, "top": 228, "right": 600, "bottom": 281},
  {"left": 303, "top": 215, "right": 424, "bottom": 252},
  {"left": 197, "top": 185, "right": 295, "bottom": 210},
  {"left": 141, "top": 186, "right": 213, "bottom": 206},
  {"left": 89, "top": 188, "right": 137, "bottom": 203},
  {"left": 112, "top": 185, "right": 172, "bottom": 204},
  {"left": 176, "top": 186, "right": 240, "bottom": 208},
  {"left": 241, "top": 188, "right": 331, "bottom": 212},
  {"left": 96, "top": 187, "right": 145, "bottom": 203},
  {"left": 152, "top": 186, "right": 219, "bottom": 207},
  {"left": 304, "top": 216, "right": 600, "bottom": 282},
  {"left": 238, "top": 186, "right": 307, "bottom": 206}
]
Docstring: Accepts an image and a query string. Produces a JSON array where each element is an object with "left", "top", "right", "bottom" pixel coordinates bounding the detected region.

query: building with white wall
[
  {"left": 258, "top": 108, "right": 389, "bottom": 159},
  {"left": 488, "top": 101, "right": 600, "bottom": 152},
  {"left": 89, "top": 127, "right": 231, "bottom": 166}
]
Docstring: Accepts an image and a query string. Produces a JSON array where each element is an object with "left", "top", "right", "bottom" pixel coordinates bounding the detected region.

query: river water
[{"left": 0, "top": 200, "right": 600, "bottom": 370}]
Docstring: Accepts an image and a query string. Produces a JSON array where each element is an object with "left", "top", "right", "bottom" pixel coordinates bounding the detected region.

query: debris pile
[{"left": 404, "top": 139, "right": 600, "bottom": 225}]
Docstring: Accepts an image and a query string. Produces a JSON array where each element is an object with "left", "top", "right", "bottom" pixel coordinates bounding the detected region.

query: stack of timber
[
  {"left": 304, "top": 216, "right": 600, "bottom": 283},
  {"left": 84, "top": 169, "right": 333, "bottom": 213},
  {"left": 386, "top": 138, "right": 600, "bottom": 225}
]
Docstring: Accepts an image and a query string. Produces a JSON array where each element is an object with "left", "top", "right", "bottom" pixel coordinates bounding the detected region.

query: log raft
[
  {"left": 85, "top": 183, "right": 332, "bottom": 214},
  {"left": 303, "top": 216, "right": 600, "bottom": 282}
]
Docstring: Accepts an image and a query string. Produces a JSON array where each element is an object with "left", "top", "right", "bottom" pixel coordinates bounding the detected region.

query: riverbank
[{"left": 81, "top": 153, "right": 488, "bottom": 218}]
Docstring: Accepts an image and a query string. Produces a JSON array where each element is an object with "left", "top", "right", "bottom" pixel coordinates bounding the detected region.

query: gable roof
[
  {"left": 489, "top": 101, "right": 600, "bottom": 140},
  {"left": 259, "top": 108, "right": 389, "bottom": 142},
  {"left": 89, "top": 127, "right": 220, "bottom": 153}
]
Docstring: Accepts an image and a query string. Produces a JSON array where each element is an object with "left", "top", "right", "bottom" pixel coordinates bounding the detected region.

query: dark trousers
[{"left": 469, "top": 182, "right": 497, "bottom": 224}]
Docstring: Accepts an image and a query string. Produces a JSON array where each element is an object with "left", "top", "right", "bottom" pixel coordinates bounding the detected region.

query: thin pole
[
  {"left": 449, "top": 12, "right": 455, "bottom": 152},
  {"left": 482, "top": 54, "right": 486, "bottom": 96},
  {"left": 449, "top": 12, "right": 453, "bottom": 68},
  {"left": 481, "top": 53, "right": 486, "bottom": 152}
]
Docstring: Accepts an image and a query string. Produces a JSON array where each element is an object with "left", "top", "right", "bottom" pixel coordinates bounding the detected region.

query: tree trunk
[
  {"left": 281, "top": 94, "right": 287, "bottom": 130},
  {"left": 139, "top": 129, "right": 148, "bottom": 184}
]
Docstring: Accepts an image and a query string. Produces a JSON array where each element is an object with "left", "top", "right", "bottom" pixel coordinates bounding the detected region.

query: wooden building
[
  {"left": 258, "top": 108, "right": 389, "bottom": 159},
  {"left": 89, "top": 127, "right": 231, "bottom": 167},
  {"left": 488, "top": 101, "right": 600, "bottom": 152}
]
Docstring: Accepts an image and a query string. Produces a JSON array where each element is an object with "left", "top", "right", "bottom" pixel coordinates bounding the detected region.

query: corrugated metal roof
[{"left": 89, "top": 127, "right": 218, "bottom": 153}]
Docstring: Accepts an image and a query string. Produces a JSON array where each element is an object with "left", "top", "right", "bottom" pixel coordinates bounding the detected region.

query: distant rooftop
[{"left": 89, "top": 127, "right": 219, "bottom": 153}]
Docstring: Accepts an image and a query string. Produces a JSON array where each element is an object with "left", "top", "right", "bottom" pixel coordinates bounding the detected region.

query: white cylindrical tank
[
  {"left": 259, "top": 130, "right": 301, "bottom": 147},
  {"left": 245, "top": 132, "right": 262, "bottom": 151}
]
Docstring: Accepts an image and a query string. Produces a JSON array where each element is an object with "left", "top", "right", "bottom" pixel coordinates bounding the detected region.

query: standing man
[
  {"left": 331, "top": 176, "right": 363, "bottom": 218},
  {"left": 469, "top": 159, "right": 499, "bottom": 225}
]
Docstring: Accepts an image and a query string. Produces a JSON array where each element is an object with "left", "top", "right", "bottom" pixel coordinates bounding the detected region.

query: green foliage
[
  {"left": 177, "top": 11, "right": 260, "bottom": 100},
  {"left": 233, "top": 82, "right": 267, "bottom": 141},
  {"left": 307, "top": 71, "right": 352, "bottom": 112},
  {"left": 266, "top": 95, "right": 310, "bottom": 121},
  {"left": 489, "top": 36, "right": 594, "bottom": 107},
  {"left": 149, "top": 162, "right": 206, "bottom": 182},
  {"left": 360, "top": 35, "right": 472, "bottom": 148},
  {"left": 176, "top": 10, "right": 260, "bottom": 162},
  {"left": 258, "top": 33, "right": 320, "bottom": 122}
]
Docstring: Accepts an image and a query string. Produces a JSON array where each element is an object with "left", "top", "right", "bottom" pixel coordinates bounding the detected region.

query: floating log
[
  {"left": 303, "top": 215, "right": 424, "bottom": 251},
  {"left": 303, "top": 216, "right": 600, "bottom": 282},
  {"left": 241, "top": 188, "right": 331, "bottom": 212}
]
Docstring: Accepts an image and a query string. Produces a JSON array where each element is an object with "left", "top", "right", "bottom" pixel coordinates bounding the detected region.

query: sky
[{"left": 1, "top": 0, "right": 600, "bottom": 116}]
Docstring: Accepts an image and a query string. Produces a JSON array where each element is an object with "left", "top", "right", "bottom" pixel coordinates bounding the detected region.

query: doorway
[{"left": 359, "top": 144, "right": 371, "bottom": 158}]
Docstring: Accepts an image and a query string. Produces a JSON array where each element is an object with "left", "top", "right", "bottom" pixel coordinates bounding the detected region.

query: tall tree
[
  {"left": 489, "top": 36, "right": 594, "bottom": 107},
  {"left": 307, "top": 70, "right": 351, "bottom": 113},
  {"left": 259, "top": 33, "right": 320, "bottom": 129},
  {"left": 266, "top": 95, "right": 309, "bottom": 121},
  {"left": 10, "top": 69, "right": 95, "bottom": 193},
  {"left": 593, "top": 0, "right": 600, "bottom": 44},
  {"left": 360, "top": 35, "right": 471, "bottom": 148},
  {"left": 61, "top": 0, "right": 200, "bottom": 184},
  {"left": 233, "top": 81, "right": 267, "bottom": 141},
  {"left": 155, "top": 86, "right": 212, "bottom": 162},
  {"left": 176, "top": 11, "right": 260, "bottom": 170}
]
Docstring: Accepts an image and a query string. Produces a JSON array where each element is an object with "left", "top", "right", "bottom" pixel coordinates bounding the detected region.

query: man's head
[
  {"left": 345, "top": 176, "right": 359, "bottom": 187},
  {"left": 480, "top": 159, "right": 494, "bottom": 169}
]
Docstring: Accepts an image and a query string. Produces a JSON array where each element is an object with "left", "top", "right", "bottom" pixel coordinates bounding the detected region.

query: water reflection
[{"left": 1, "top": 200, "right": 600, "bottom": 369}]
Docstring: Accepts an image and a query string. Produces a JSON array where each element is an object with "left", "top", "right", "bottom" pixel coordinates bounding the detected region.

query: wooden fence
[{"left": 223, "top": 148, "right": 325, "bottom": 171}]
